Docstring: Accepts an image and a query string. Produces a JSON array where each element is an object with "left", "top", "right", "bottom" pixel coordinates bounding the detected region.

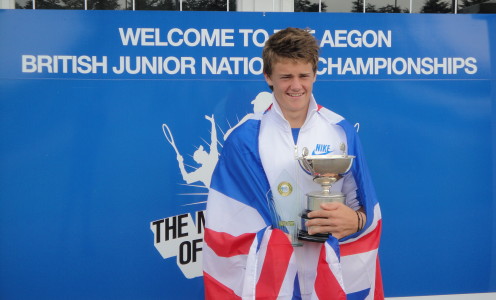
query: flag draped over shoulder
[
  {"left": 337, "top": 119, "right": 383, "bottom": 300},
  {"left": 203, "top": 116, "right": 383, "bottom": 300}
]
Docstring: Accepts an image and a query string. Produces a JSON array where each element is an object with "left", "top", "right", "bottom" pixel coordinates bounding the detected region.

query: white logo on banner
[
  {"left": 150, "top": 92, "right": 272, "bottom": 278},
  {"left": 163, "top": 114, "right": 219, "bottom": 194}
]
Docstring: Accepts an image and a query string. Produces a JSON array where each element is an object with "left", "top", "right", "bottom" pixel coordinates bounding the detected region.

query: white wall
[
  {"left": 0, "top": 0, "right": 15, "bottom": 9},
  {"left": 237, "top": 0, "right": 294, "bottom": 12}
]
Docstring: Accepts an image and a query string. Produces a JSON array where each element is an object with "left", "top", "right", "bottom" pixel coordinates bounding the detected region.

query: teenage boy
[{"left": 203, "top": 27, "right": 383, "bottom": 300}]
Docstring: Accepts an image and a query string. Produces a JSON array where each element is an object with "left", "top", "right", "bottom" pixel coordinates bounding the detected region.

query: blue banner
[{"left": 0, "top": 9, "right": 495, "bottom": 299}]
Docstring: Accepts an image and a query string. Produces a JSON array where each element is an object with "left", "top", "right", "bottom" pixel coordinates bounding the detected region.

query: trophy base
[
  {"left": 298, "top": 230, "right": 329, "bottom": 243},
  {"left": 299, "top": 210, "right": 331, "bottom": 243}
]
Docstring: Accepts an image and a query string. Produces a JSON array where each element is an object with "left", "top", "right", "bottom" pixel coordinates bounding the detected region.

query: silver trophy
[{"left": 297, "top": 146, "right": 355, "bottom": 242}]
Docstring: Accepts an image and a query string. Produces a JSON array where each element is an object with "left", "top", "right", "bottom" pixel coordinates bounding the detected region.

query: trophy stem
[
  {"left": 322, "top": 185, "right": 332, "bottom": 194},
  {"left": 313, "top": 176, "right": 337, "bottom": 194}
]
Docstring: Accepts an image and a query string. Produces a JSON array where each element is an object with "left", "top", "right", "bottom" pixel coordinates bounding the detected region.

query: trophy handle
[
  {"left": 298, "top": 158, "right": 315, "bottom": 175},
  {"left": 298, "top": 147, "right": 316, "bottom": 175}
]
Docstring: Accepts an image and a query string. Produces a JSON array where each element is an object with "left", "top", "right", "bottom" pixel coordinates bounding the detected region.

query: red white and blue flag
[{"left": 203, "top": 102, "right": 383, "bottom": 300}]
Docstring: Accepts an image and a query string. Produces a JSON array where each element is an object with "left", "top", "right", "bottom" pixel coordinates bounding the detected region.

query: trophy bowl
[{"left": 299, "top": 154, "right": 354, "bottom": 177}]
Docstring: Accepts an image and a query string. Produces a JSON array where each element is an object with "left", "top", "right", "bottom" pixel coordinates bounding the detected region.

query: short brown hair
[{"left": 262, "top": 27, "right": 320, "bottom": 76}]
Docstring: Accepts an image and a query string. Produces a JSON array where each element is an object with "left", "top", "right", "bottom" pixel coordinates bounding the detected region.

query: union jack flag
[{"left": 203, "top": 115, "right": 383, "bottom": 300}]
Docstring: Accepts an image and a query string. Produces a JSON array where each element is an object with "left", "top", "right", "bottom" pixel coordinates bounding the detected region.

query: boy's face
[{"left": 264, "top": 59, "right": 316, "bottom": 125}]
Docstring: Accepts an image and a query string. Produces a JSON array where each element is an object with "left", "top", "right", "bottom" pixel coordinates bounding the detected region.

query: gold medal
[{"left": 277, "top": 181, "right": 293, "bottom": 197}]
